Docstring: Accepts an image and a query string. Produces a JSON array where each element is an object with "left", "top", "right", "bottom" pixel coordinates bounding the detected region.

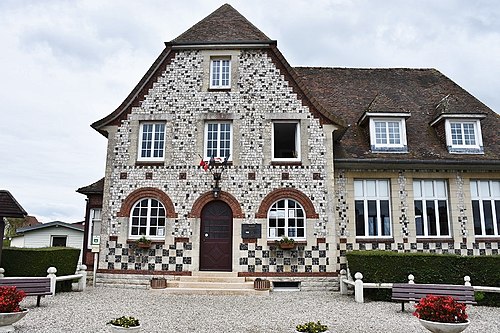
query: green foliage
[
  {"left": 2, "top": 247, "right": 80, "bottom": 292},
  {"left": 295, "top": 321, "right": 328, "bottom": 333},
  {"left": 346, "top": 251, "right": 500, "bottom": 306},
  {"left": 107, "top": 316, "right": 140, "bottom": 328}
]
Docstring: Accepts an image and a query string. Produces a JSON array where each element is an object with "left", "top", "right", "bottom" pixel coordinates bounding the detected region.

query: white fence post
[
  {"left": 354, "top": 272, "right": 364, "bottom": 303},
  {"left": 77, "top": 264, "right": 87, "bottom": 291},
  {"left": 47, "top": 267, "right": 57, "bottom": 296},
  {"left": 408, "top": 274, "right": 415, "bottom": 284},
  {"left": 0, "top": 268, "right": 4, "bottom": 278},
  {"left": 340, "top": 269, "right": 348, "bottom": 295},
  {"left": 464, "top": 276, "right": 471, "bottom": 286}
]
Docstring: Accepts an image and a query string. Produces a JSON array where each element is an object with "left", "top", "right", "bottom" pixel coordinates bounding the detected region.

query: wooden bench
[
  {"left": 0, "top": 278, "right": 52, "bottom": 307},
  {"left": 392, "top": 283, "right": 477, "bottom": 312}
]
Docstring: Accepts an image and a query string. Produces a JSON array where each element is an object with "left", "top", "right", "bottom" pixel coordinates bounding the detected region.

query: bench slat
[{"left": 0, "top": 278, "right": 52, "bottom": 306}]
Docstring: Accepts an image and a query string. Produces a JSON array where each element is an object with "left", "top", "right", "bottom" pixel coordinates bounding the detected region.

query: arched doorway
[{"left": 200, "top": 201, "right": 233, "bottom": 271}]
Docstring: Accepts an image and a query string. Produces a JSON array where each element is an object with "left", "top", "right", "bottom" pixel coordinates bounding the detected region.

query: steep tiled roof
[
  {"left": 0, "top": 190, "right": 27, "bottom": 218},
  {"left": 294, "top": 67, "right": 500, "bottom": 166},
  {"left": 76, "top": 178, "right": 104, "bottom": 195},
  {"left": 171, "top": 4, "right": 271, "bottom": 44}
]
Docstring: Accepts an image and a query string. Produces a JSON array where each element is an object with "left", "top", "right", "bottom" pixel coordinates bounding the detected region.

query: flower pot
[
  {"left": 150, "top": 278, "right": 167, "bottom": 289},
  {"left": 279, "top": 243, "right": 295, "bottom": 250},
  {"left": 0, "top": 309, "right": 29, "bottom": 332},
  {"left": 109, "top": 324, "right": 142, "bottom": 333},
  {"left": 418, "top": 319, "right": 470, "bottom": 333},
  {"left": 295, "top": 331, "right": 330, "bottom": 333}
]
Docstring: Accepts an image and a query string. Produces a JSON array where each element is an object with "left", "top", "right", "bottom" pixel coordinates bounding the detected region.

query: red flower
[
  {"left": 413, "top": 295, "right": 468, "bottom": 323},
  {"left": 0, "top": 286, "right": 26, "bottom": 313}
]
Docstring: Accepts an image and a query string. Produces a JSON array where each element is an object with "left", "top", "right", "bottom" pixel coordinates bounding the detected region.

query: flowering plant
[
  {"left": 107, "top": 316, "right": 140, "bottom": 328},
  {"left": 413, "top": 295, "right": 468, "bottom": 323},
  {"left": 296, "top": 321, "right": 329, "bottom": 332},
  {"left": 0, "top": 286, "right": 26, "bottom": 313}
]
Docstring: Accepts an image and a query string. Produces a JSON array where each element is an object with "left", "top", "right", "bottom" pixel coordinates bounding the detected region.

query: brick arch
[
  {"left": 118, "top": 187, "right": 177, "bottom": 218},
  {"left": 189, "top": 191, "right": 244, "bottom": 218},
  {"left": 256, "top": 188, "right": 319, "bottom": 219}
]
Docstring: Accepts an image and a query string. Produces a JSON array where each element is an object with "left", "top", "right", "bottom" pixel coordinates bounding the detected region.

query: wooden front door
[{"left": 200, "top": 201, "right": 233, "bottom": 271}]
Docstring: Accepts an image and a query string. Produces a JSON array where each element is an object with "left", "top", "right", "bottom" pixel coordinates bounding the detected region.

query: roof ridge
[{"left": 171, "top": 4, "right": 271, "bottom": 44}]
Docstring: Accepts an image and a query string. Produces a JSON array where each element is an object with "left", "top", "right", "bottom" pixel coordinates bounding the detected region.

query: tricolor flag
[{"left": 199, "top": 159, "right": 209, "bottom": 171}]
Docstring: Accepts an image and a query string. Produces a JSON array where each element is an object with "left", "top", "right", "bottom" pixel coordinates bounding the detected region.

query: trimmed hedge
[
  {"left": 2, "top": 247, "right": 80, "bottom": 292},
  {"left": 346, "top": 251, "right": 500, "bottom": 306}
]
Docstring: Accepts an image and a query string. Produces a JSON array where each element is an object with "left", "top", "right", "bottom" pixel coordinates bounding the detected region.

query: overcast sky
[{"left": 1, "top": 0, "right": 499, "bottom": 223}]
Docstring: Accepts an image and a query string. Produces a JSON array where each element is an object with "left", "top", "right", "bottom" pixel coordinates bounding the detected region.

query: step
[
  {"left": 167, "top": 281, "right": 254, "bottom": 289},
  {"left": 178, "top": 276, "right": 246, "bottom": 283},
  {"left": 191, "top": 271, "right": 239, "bottom": 278},
  {"left": 158, "top": 287, "right": 269, "bottom": 296}
]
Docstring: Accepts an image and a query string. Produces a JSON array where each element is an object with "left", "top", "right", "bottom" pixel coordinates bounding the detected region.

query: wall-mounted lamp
[{"left": 212, "top": 186, "right": 221, "bottom": 198}]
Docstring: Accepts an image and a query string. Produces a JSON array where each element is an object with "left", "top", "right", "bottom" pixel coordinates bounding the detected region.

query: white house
[{"left": 11, "top": 221, "right": 84, "bottom": 262}]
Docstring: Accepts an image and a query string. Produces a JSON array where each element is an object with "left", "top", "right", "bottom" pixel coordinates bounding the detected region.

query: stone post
[
  {"left": 339, "top": 269, "right": 348, "bottom": 295},
  {"left": 77, "top": 264, "right": 87, "bottom": 291},
  {"left": 47, "top": 267, "right": 57, "bottom": 296},
  {"left": 408, "top": 274, "right": 415, "bottom": 284},
  {"left": 354, "top": 272, "right": 364, "bottom": 303},
  {"left": 464, "top": 276, "right": 471, "bottom": 286},
  {"left": 0, "top": 268, "right": 4, "bottom": 278}
]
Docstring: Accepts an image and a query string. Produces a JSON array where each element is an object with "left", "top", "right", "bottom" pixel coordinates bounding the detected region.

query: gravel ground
[{"left": 13, "top": 287, "right": 500, "bottom": 332}]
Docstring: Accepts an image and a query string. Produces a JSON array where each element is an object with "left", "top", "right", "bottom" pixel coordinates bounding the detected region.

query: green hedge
[
  {"left": 346, "top": 251, "right": 500, "bottom": 306},
  {"left": 2, "top": 247, "right": 80, "bottom": 292}
]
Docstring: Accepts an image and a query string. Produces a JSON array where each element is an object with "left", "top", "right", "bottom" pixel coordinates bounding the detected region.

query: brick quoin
[
  {"left": 256, "top": 188, "right": 319, "bottom": 218},
  {"left": 189, "top": 191, "right": 244, "bottom": 218},
  {"left": 118, "top": 187, "right": 177, "bottom": 218}
]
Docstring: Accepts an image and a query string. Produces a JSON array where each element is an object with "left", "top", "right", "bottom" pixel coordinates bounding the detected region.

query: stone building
[{"left": 78, "top": 4, "right": 499, "bottom": 290}]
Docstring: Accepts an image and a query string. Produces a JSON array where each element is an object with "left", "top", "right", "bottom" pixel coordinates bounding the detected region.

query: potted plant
[
  {"left": 0, "top": 286, "right": 28, "bottom": 332},
  {"left": 413, "top": 295, "right": 470, "bottom": 333},
  {"left": 135, "top": 236, "right": 151, "bottom": 249},
  {"left": 295, "top": 321, "right": 329, "bottom": 333},
  {"left": 276, "top": 236, "right": 296, "bottom": 250},
  {"left": 107, "top": 316, "right": 141, "bottom": 332}
]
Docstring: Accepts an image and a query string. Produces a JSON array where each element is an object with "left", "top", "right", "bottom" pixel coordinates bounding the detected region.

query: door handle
[{"left": 204, "top": 233, "right": 209, "bottom": 237}]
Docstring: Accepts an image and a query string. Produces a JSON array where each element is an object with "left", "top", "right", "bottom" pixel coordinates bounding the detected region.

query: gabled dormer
[
  {"left": 358, "top": 94, "right": 410, "bottom": 153},
  {"left": 430, "top": 95, "right": 486, "bottom": 154}
]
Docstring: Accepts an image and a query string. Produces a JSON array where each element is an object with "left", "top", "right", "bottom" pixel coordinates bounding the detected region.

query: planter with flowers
[
  {"left": 107, "top": 316, "right": 141, "bottom": 332},
  {"left": 135, "top": 236, "right": 152, "bottom": 249},
  {"left": 276, "top": 236, "right": 296, "bottom": 250},
  {"left": 0, "top": 286, "right": 28, "bottom": 332},
  {"left": 295, "top": 321, "right": 329, "bottom": 333},
  {"left": 413, "top": 295, "right": 470, "bottom": 333}
]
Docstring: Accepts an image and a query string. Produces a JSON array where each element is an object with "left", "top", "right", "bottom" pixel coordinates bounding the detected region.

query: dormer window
[
  {"left": 368, "top": 117, "right": 408, "bottom": 152},
  {"left": 210, "top": 58, "right": 231, "bottom": 89},
  {"left": 445, "top": 119, "right": 483, "bottom": 153}
]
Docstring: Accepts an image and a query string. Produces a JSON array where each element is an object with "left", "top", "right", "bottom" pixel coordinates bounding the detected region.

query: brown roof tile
[
  {"left": 76, "top": 178, "right": 104, "bottom": 195},
  {"left": 171, "top": 4, "right": 271, "bottom": 44},
  {"left": 294, "top": 67, "right": 500, "bottom": 165},
  {"left": 0, "top": 190, "right": 27, "bottom": 218}
]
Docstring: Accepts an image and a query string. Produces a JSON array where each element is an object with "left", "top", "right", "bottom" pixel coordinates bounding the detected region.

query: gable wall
[{"left": 99, "top": 49, "right": 337, "bottom": 274}]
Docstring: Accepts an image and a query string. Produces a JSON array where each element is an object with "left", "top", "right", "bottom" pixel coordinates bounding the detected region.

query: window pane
[
  {"left": 438, "top": 200, "right": 449, "bottom": 236},
  {"left": 480, "top": 181, "right": 491, "bottom": 197},
  {"left": 426, "top": 200, "right": 437, "bottom": 236},
  {"left": 355, "top": 200, "right": 365, "bottom": 236},
  {"left": 366, "top": 180, "right": 376, "bottom": 197},
  {"left": 414, "top": 181, "right": 422, "bottom": 198},
  {"left": 375, "top": 121, "right": 387, "bottom": 144},
  {"left": 435, "top": 181, "right": 446, "bottom": 197},
  {"left": 387, "top": 121, "right": 401, "bottom": 144},
  {"left": 380, "top": 200, "right": 391, "bottom": 236},
  {"left": 462, "top": 123, "right": 476, "bottom": 145},
  {"left": 415, "top": 200, "right": 424, "bottom": 236},
  {"left": 495, "top": 200, "right": 500, "bottom": 235},
  {"left": 378, "top": 180, "right": 389, "bottom": 197},
  {"left": 470, "top": 180, "right": 478, "bottom": 198},
  {"left": 450, "top": 123, "right": 463, "bottom": 145},
  {"left": 273, "top": 123, "right": 297, "bottom": 159},
  {"left": 367, "top": 200, "right": 377, "bottom": 236},
  {"left": 483, "top": 200, "right": 494, "bottom": 235},
  {"left": 492, "top": 181, "right": 500, "bottom": 197},
  {"left": 354, "top": 180, "right": 363, "bottom": 196},
  {"left": 424, "top": 181, "right": 434, "bottom": 197},
  {"left": 472, "top": 200, "right": 482, "bottom": 235}
]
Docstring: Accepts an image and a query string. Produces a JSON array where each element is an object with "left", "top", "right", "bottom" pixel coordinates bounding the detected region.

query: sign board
[
  {"left": 91, "top": 245, "right": 100, "bottom": 253},
  {"left": 91, "top": 236, "right": 101, "bottom": 245}
]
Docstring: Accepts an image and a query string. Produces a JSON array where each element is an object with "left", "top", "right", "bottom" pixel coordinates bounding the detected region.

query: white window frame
[
  {"left": 137, "top": 123, "right": 166, "bottom": 162},
  {"left": 129, "top": 198, "right": 166, "bottom": 239},
  {"left": 87, "top": 208, "right": 102, "bottom": 249},
  {"left": 51, "top": 235, "right": 67, "bottom": 247},
  {"left": 203, "top": 122, "right": 233, "bottom": 161},
  {"left": 272, "top": 121, "right": 301, "bottom": 162},
  {"left": 445, "top": 119, "right": 483, "bottom": 153},
  {"left": 369, "top": 118, "right": 407, "bottom": 152},
  {"left": 471, "top": 180, "right": 500, "bottom": 237},
  {"left": 267, "top": 198, "right": 306, "bottom": 241},
  {"left": 354, "top": 179, "right": 392, "bottom": 238},
  {"left": 210, "top": 58, "right": 231, "bottom": 89},
  {"left": 413, "top": 179, "right": 451, "bottom": 238}
]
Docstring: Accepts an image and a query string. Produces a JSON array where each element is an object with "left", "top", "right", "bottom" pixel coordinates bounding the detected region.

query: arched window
[
  {"left": 268, "top": 199, "right": 305, "bottom": 240},
  {"left": 129, "top": 198, "right": 166, "bottom": 238}
]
